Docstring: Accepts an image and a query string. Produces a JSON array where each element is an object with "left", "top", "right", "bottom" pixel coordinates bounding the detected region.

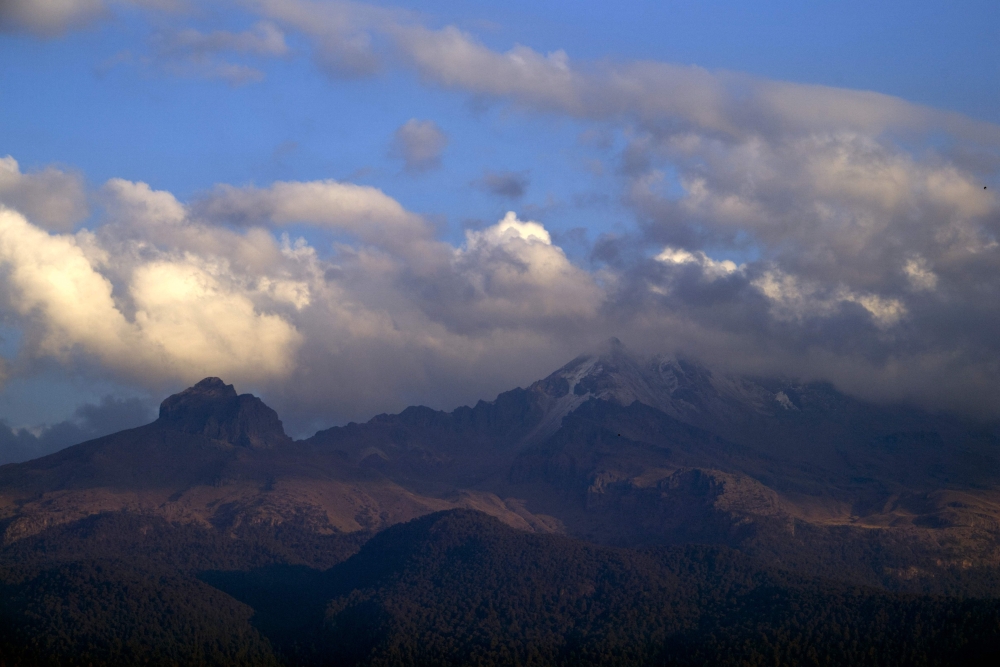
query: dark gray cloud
[
  {"left": 478, "top": 170, "right": 530, "bottom": 198},
  {"left": 0, "top": 395, "right": 155, "bottom": 465}
]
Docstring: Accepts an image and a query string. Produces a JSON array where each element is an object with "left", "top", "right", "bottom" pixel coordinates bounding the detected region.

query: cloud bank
[{"left": 2, "top": 0, "right": 1000, "bottom": 432}]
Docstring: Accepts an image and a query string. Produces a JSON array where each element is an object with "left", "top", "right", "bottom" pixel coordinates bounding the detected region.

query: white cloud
[
  {"left": 656, "top": 246, "right": 741, "bottom": 281},
  {"left": 2, "top": 177, "right": 605, "bottom": 427},
  {"left": 471, "top": 211, "right": 551, "bottom": 246},
  {"left": 0, "top": 156, "right": 88, "bottom": 231},
  {"left": 0, "top": 203, "right": 302, "bottom": 388},
  {"left": 452, "top": 212, "right": 601, "bottom": 326},
  {"left": 904, "top": 257, "right": 938, "bottom": 292},
  {"left": 129, "top": 257, "right": 301, "bottom": 378},
  {"left": 393, "top": 25, "right": 580, "bottom": 113},
  {"left": 192, "top": 179, "right": 434, "bottom": 256},
  {"left": 752, "top": 269, "right": 906, "bottom": 329}
]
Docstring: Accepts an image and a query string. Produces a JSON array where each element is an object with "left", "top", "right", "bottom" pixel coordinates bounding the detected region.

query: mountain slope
[
  {"left": 218, "top": 510, "right": 1000, "bottom": 667},
  {"left": 304, "top": 339, "right": 1000, "bottom": 591},
  {"left": 3, "top": 343, "right": 1000, "bottom": 593},
  {"left": 0, "top": 379, "right": 554, "bottom": 543}
]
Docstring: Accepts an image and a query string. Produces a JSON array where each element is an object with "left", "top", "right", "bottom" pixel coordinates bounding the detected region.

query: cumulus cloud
[
  {"left": 0, "top": 156, "right": 88, "bottom": 231},
  {"left": 446, "top": 212, "right": 602, "bottom": 328},
  {"left": 478, "top": 170, "right": 530, "bottom": 198},
  {"left": 8, "top": 2, "right": 1000, "bottom": 422},
  {"left": 0, "top": 180, "right": 610, "bottom": 430},
  {"left": 389, "top": 119, "right": 448, "bottom": 173},
  {"left": 0, "top": 202, "right": 302, "bottom": 389}
]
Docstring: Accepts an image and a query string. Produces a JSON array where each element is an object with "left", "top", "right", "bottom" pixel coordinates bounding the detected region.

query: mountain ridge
[{"left": 2, "top": 339, "right": 1000, "bottom": 593}]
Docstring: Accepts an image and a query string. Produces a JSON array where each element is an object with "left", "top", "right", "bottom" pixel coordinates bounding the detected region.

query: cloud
[
  {"left": 7, "top": 4, "right": 1000, "bottom": 423},
  {"left": 0, "top": 395, "right": 154, "bottom": 464},
  {"left": 389, "top": 119, "right": 448, "bottom": 173},
  {"left": 478, "top": 170, "right": 529, "bottom": 198},
  {"left": 148, "top": 20, "right": 288, "bottom": 84},
  {"left": 250, "top": 0, "right": 397, "bottom": 78},
  {"left": 157, "top": 21, "right": 288, "bottom": 58},
  {"left": 0, "top": 156, "right": 88, "bottom": 231},
  {"left": 0, "top": 0, "right": 184, "bottom": 37},
  {"left": 656, "top": 246, "right": 741, "bottom": 282},
  {"left": 389, "top": 22, "right": 1000, "bottom": 147},
  {"left": 0, "top": 0, "right": 107, "bottom": 36},
  {"left": 445, "top": 211, "right": 602, "bottom": 328},
  {"left": 190, "top": 179, "right": 442, "bottom": 267},
  {"left": 0, "top": 202, "right": 302, "bottom": 389},
  {"left": 0, "top": 181, "right": 608, "bottom": 429},
  {"left": 2, "top": 146, "right": 1000, "bottom": 430}
]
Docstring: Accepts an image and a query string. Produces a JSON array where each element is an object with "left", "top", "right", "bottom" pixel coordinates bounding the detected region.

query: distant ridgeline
[{"left": 2, "top": 342, "right": 1000, "bottom": 664}]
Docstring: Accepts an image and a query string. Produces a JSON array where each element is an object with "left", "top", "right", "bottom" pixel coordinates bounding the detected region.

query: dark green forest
[{"left": 1, "top": 510, "right": 1000, "bottom": 666}]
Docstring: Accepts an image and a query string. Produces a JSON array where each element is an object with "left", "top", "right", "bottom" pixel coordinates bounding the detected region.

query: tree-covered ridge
[
  {"left": 0, "top": 512, "right": 367, "bottom": 666},
  {"left": 2, "top": 509, "right": 1000, "bottom": 666}
]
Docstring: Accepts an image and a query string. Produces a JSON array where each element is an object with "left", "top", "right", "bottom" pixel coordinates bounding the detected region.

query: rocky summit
[{"left": 156, "top": 377, "right": 292, "bottom": 449}]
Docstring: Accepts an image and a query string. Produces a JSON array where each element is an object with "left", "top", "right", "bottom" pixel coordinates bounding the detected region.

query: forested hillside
[{"left": 4, "top": 509, "right": 996, "bottom": 666}]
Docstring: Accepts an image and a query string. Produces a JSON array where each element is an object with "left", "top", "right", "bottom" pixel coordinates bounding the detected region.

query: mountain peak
[
  {"left": 188, "top": 377, "right": 237, "bottom": 398},
  {"left": 156, "top": 378, "right": 291, "bottom": 449}
]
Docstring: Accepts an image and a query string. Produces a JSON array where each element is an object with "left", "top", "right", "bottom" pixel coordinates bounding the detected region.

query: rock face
[{"left": 156, "top": 377, "right": 291, "bottom": 449}]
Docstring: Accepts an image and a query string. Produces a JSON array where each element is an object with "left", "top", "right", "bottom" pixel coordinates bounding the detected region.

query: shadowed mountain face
[
  {"left": 304, "top": 339, "right": 1000, "bottom": 591},
  {"left": 2, "top": 340, "right": 1000, "bottom": 594},
  {"left": 0, "top": 379, "right": 553, "bottom": 544},
  {"left": 157, "top": 377, "right": 292, "bottom": 450}
]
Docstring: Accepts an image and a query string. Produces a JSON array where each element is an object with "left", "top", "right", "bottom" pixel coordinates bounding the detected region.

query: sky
[{"left": 1, "top": 0, "right": 999, "bottom": 457}]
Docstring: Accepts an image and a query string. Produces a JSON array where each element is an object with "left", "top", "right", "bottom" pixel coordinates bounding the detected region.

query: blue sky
[{"left": 1, "top": 0, "right": 999, "bottom": 455}]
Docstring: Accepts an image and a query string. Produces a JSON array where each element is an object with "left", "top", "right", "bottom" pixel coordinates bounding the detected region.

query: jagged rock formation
[{"left": 156, "top": 377, "right": 292, "bottom": 449}]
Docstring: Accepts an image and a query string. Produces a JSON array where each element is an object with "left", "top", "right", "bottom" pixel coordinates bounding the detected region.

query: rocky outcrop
[{"left": 156, "top": 377, "right": 292, "bottom": 449}]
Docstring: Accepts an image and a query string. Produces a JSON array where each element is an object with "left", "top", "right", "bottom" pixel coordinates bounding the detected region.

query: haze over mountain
[
  {"left": 3, "top": 339, "right": 999, "bottom": 595},
  {"left": 2, "top": 340, "right": 1000, "bottom": 663}
]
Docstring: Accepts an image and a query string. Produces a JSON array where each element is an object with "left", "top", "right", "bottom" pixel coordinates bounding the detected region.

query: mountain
[
  {"left": 3, "top": 344, "right": 1000, "bottom": 663},
  {"left": 306, "top": 338, "right": 1000, "bottom": 592},
  {"left": 3, "top": 341, "right": 1000, "bottom": 594},
  {"left": 0, "top": 378, "right": 549, "bottom": 545}
]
